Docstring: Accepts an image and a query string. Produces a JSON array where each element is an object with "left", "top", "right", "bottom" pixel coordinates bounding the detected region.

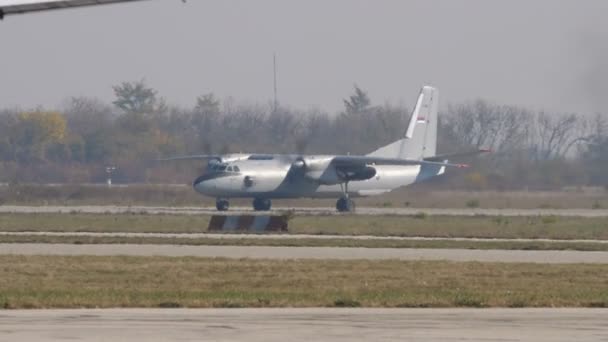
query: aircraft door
[{"left": 230, "top": 165, "right": 243, "bottom": 192}]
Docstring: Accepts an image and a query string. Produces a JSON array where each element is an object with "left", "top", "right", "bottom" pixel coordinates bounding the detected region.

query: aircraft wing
[
  {"left": 156, "top": 154, "right": 222, "bottom": 162},
  {"left": 331, "top": 156, "right": 469, "bottom": 168},
  {"left": 0, "top": 0, "right": 152, "bottom": 18},
  {"left": 157, "top": 153, "right": 253, "bottom": 163}
]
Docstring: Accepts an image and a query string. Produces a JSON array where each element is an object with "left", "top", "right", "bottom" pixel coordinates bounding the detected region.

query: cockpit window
[{"left": 209, "top": 163, "right": 240, "bottom": 173}]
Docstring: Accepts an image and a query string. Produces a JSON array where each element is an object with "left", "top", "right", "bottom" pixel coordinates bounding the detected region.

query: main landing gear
[
  {"left": 215, "top": 198, "right": 272, "bottom": 211},
  {"left": 336, "top": 196, "right": 355, "bottom": 212},
  {"left": 253, "top": 198, "right": 272, "bottom": 211},
  {"left": 216, "top": 198, "right": 229, "bottom": 211},
  {"left": 336, "top": 181, "right": 355, "bottom": 212}
]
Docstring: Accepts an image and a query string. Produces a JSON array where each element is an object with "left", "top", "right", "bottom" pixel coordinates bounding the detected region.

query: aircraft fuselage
[{"left": 193, "top": 157, "right": 428, "bottom": 199}]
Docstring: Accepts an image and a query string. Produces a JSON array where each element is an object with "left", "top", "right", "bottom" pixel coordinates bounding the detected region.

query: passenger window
[
  {"left": 227, "top": 166, "right": 233, "bottom": 172},
  {"left": 233, "top": 166, "right": 240, "bottom": 172},
  {"left": 218, "top": 165, "right": 227, "bottom": 171}
]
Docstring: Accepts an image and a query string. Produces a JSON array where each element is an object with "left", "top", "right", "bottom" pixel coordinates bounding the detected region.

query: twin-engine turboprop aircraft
[
  {"left": 1, "top": 3, "right": 483, "bottom": 212},
  {"left": 161, "top": 86, "right": 485, "bottom": 212}
]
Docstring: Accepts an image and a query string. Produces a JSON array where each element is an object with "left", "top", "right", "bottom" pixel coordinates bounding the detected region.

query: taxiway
[
  {"left": 1, "top": 308, "right": 606, "bottom": 342},
  {"left": 1, "top": 205, "right": 608, "bottom": 217},
  {"left": 1, "top": 243, "right": 607, "bottom": 263}
]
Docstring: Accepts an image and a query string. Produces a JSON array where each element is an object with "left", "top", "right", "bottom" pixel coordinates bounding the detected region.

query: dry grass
[
  {"left": 0, "top": 212, "right": 211, "bottom": 233},
  {"left": 1, "top": 235, "right": 608, "bottom": 251},
  {"left": 294, "top": 215, "right": 608, "bottom": 239},
  {"left": 1, "top": 256, "right": 607, "bottom": 309},
  {"left": 1, "top": 213, "right": 607, "bottom": 240},
  {"left": 1, "top": 184, "right": 607, "bottom": 209}
]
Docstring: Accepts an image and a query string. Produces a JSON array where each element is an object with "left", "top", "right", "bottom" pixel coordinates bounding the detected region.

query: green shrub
[
  {"left": 158, "top": 301, "right": 182, "bottom": 308},
  {"left": 541, "top": 216, "right": 558, "bottom": 224},
  {"left": 333, "top": 298, "right": 361, "bottom": 307},
  {"left": 493, "top": 216, "right": 510, "bottom": 225},
  {"left": 412, "top": 212, "right": 427, "bottom": 219},
  {"left": 453, "top": 293, "right": 487, "bottom": 307},
  {"left": 466, "top": 199, "right": 480, "bottom": 208}
]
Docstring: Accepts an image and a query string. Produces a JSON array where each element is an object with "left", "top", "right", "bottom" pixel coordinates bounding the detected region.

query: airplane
[
  {"left": 160, "top": 86, "right": 486, "bottom": 212},
  {"left": 0, "top": 0, "right": 154, "bottom": 19}
]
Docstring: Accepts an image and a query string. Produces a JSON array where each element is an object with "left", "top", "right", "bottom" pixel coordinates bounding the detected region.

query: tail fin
[{"left": 367, "top": 86, "right": 438, "bottom": 160}]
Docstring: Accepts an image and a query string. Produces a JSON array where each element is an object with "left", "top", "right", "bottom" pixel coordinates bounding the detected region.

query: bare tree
[
  {"left": 532, "top": 112, "right": 589, "bottom": 160},
  {"left": 445, "top": 100, "right": 529, "bottom": 153}
]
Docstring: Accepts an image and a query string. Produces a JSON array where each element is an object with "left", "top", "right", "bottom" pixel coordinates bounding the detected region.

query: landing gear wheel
[
  {"left": 336, "top": 197, "right": 355, "bottom": 212},
  {"left": 253, "top": 198, "right": 272, "bottom": 211},
  {"left": 216, "top": 199, "right": 230, "bottom": 211}
]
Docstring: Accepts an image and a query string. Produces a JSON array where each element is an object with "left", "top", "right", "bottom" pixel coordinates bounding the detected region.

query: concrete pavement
[
  {"left": 2, "top": 205, "right": 608, "bottom": 217},
  {"left": 1, "top": 308, "right": 607, "bottom": 342},
  {"left": 2, "top": 243, "right": 608, "bottom": 263}
]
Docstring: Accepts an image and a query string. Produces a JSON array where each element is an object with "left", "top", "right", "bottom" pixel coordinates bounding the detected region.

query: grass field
[
  {"left": 1, "top": 256, "right": 607, "bottom": 309},
  {"left": 2, "top": 235, "right": 608, "bottom": 251},
  {"left": 1, "top": 184, "right": 607, "bottom": 209},
  {"left": 1, "top": 212, "right": 607, "bottom": 240}
]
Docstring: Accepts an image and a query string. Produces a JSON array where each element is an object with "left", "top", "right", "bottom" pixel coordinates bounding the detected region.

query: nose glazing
[
  {"left": 193, "top": 175, "right": 207, "bottom": 187},
  {"left": 193, "top": 173, "right": 220, "bottom": 192}
]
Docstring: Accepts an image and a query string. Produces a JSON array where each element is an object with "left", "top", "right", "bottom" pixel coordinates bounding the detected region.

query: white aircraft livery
[
  {"left": 0, "top": 0, "right": 151, "bottom": 18},
  {"left": 161, "top": 86, "right": 486, "bottom": 212}
]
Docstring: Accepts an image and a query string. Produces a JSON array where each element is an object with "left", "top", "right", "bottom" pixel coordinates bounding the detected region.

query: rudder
[{"left": 367, "top": 86, "right": 438, "bottom": 160}]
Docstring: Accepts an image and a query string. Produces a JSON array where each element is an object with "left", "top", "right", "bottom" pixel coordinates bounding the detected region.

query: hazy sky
[{"left": 1, "top": 0, "right": 607, "bottom": 114}]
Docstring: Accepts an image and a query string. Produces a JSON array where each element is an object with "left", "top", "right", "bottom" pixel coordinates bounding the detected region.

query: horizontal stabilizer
[{"left": 424, "top": 149, "right": 491, "bottom": 162}]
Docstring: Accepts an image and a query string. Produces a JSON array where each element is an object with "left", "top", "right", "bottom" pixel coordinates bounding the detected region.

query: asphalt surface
[
  {"left": 1, "top": 308, "right": 606, "bottom": 342},
  {"left": 1, "top": 243, "right": 607, "bottom": 263},
  {"left": 2, "top": 205, "right": 608, "bottom": 217},
  {"left": 2, "top": 231, "right": 607, "bottom": 244}
]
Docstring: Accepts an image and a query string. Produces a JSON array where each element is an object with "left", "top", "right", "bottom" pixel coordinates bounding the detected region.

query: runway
[
  {"left": 1, "top": 243, "right": 607, "bottom": 263},
  {"left": 2, "top": 205, "right": 608, "bottom": 217},
  {"left": 1, "top": 308, "right": 606, "bottom": 342},
  {"left": 2, "top": 231, "right": 608, "bottom": 244}
]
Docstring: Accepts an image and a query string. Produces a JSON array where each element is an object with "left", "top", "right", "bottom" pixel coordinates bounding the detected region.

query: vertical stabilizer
[{"left": 367, "top": 86, "right": 438, "bottom": 160}]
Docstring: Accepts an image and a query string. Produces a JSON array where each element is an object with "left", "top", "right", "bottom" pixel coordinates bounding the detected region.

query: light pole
[{"left": 105, "top": 166, "right": 116, "bottom": 187}]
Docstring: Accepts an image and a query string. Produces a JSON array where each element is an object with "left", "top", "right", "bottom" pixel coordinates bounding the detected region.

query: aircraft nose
[
  {"left": 193, "top": 174, "right": 215, "bottom": 193},
  {"left": 193, "top": 175, "right": 207, "bottom": 187}
]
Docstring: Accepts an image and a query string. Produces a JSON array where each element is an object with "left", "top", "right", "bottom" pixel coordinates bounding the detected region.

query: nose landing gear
[
  {"left": 253, "top": 198, "right": 272, "bottom": 211},
  {"left": 216, "top": 198, "right": 230, "bottom": 211}
]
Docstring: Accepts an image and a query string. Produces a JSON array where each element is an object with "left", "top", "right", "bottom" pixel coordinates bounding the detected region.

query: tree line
[{"left": 0, "top": 80, "right": 606, "bottom": 189}]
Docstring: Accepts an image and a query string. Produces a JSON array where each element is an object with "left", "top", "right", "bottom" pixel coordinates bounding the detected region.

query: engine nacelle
[
  {"left": 305, "top": 168, "right": 342, "bottom": 185},
  {"left": 292, "top": 157, "right": 337, "bottom": 185},
  {"left": 293, "top": 156, "right": 332, "bottom": 171},
  {"left": 341, "top": 166, "right": 377, "bottom": 181},
  {"left": 294, "top": 156, "right": 376, "bottom": 185}
]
